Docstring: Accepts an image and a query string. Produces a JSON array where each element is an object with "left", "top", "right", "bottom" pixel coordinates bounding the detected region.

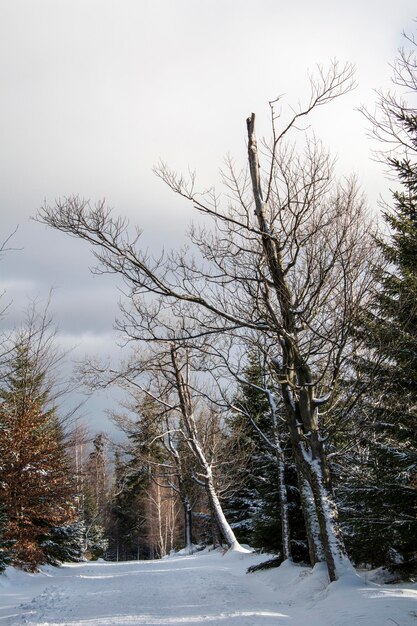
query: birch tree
[
  {"left": 85, "top": 342, "right": 246, "bottom": 552},
  {"left": 169, "top": 345, "right": 248, "bottom": 551}
]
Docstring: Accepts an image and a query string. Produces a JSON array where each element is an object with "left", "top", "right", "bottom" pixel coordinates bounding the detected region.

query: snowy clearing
[{"left": 0, "top": 550, "right": 416, "bottom": 626}]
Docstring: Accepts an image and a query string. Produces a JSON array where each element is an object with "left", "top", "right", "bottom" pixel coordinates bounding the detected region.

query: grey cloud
[{"left": 1, "top": 0, "right": 416, "bottom": 435}]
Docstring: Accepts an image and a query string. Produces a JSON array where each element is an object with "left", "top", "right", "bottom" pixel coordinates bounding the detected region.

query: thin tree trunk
[
  {"left": 207, "top": 488, "right": 221, "bottom": 548},
  {"left": 169, "top": 440, "right": 194, "bottom": 553},
  {"left": 268, "top": 390, "right": 292, "bottom": 561},
  {"left": 204, "top": 468, "right": 241, "bottom": 550},
  {"left": 170, "top": 346, "right": 244, "bottom": 551},
  {"left": 183, "top": 495, "right": 193, "bottom": 552},
  {"left": 276, "top": 447, "right": 291, "bottom": 561}
]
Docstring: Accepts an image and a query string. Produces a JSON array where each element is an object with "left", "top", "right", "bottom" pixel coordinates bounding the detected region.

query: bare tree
[
  {"left": 360, "top": 28, "right": 417, "bottom": 166},
  {"left": 0, "top": 229, "right": 18, "bottom": 327},
  {"left": 84, "top": 341, "right": 247, "bottom": 552},
  {"left": 168, "top": 345, "right": 247, "bottom": 551},
  {"left": 37, "top": 61, "right": 376, "bottom": 580}
]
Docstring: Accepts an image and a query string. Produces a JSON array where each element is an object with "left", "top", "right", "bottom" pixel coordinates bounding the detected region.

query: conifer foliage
[
  {"left": 348, "top": 31, "right": 417, "bottom": 573},
  {"left": 0, "top": 313, "right": 78, "bottom": 570},
  {"left": 0, "top": 506, "right": 13, "bottom": 572},
  {"left": 357, "top": 156, "right": 417, "bottom": 571},
  {"left": 226, "top": 353, "right": 307, "bottom": 560}
]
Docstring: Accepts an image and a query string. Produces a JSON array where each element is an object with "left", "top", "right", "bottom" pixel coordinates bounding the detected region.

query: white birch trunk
[
  {"left": 276, "top": 449, "right": 291, "bottom": 560},
  {"left": 204, "top": 466, "right": 244, "bottom": 551},
  {"left": 170, "top": 346, "right": 246, "bottom": 552}
]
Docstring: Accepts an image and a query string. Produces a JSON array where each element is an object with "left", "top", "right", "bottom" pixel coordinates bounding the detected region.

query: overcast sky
[{"left": 1, "top": 0, "right": 416, "bottom": 437}]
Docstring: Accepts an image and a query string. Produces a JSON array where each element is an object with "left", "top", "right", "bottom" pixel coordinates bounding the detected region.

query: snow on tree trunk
[
  {"left": 268, "top": 390, "right": 292, "bottom": 561},
  {"left": 276, "top": 449, "right": 291, "bottom": 561},
  {"left": 304, "top": 452, "right": 351, "bottom": 581},
  {"left": 204, "top": 467, "right": 244, "bottom": 551},
  {"left": 247, "top": 113, "right": 351, "bottom": 581},
  {"left": 170, "top": 346, "right": 246, "bottom": 552},
  {"left": 299, "top": 475, "right": 325, "bottom": 565}
]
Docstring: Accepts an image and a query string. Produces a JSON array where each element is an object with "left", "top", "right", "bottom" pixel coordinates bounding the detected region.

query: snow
[{"left": 0, "top": 550, "right": 416, "bottom": 625}]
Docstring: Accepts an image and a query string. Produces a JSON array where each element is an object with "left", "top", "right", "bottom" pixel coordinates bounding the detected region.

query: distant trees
[
  {"left": 109, "top": 395, "right": 176, "bottom": 560},
  {"left": 81, "top": 433, "right": 110, "bottom": 559}
]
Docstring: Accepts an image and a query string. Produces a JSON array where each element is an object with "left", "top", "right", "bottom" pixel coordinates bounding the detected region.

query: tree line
[{"left": 0, "top": 34, "right": 416, "bottom": 581}]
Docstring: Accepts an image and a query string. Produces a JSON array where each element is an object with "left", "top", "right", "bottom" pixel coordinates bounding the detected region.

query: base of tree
[{"left": 247, "top": 556, "right": 282, "bottom": 573}]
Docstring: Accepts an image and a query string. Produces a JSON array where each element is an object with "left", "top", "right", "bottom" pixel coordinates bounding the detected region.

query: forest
[{"left": 0, "top": 32, "right": 416, "bottom": 586}]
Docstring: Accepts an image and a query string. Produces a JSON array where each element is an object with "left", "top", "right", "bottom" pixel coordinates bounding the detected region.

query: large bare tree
[{"left": 37, "top": 61, "right": 376, "bottom": 580}]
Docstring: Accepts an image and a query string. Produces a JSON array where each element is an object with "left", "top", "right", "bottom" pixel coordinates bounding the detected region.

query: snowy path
[
  {"left": 1, "top": 553, "right": 286, "bottom": 626},
  {"left": 0, "top": 550, "right": 416, "bottom": 626}
]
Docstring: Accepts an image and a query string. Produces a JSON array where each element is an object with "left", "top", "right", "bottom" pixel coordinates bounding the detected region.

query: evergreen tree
[
  {"left": 109, "top": 396, "right": 170, "bottom": 560},
  {"left": 85, "top": 523, "right": 109, "bottom": 560},
  {"left": 0, "top": 323, "right": 77, "bottom": 570},
  {"left": 346, "top": 39, "right": 417, "bottom": 573},
  {"left": 225, "top": 355, "right": 272, "bottom": 546},
  {"left": 108, "top": 448, "right": 144, "bottom": 561},
  {"left": 82, "top": 434, "right": 111, "bottom": 560},
  {"left": 345, "top": 177, "right": 417, "bottom": 571},
  {"left": 0, "top": 506, "right": 13, "bottom": 572},
  {"left": 41, "top": 519, "right": 85, "bottom": 566},
  {"left": 226, "top": 354, "right": 307, "bottom": 560}
]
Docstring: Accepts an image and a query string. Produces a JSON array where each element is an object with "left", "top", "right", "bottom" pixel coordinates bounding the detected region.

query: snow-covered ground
[{"left": 0, "top": 550, "right": 416, "bottom": 625}]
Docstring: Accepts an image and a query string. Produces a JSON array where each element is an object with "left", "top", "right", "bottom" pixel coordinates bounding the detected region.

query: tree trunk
[
  {"left": 170, "top": 346, "right": 244, "bottom": 552},
  {"left": 274, "top": 444, "right": 291, "bottom": 561},
  {"left": 204, "top": 468, "right": 241, "bottom": 550},
  {"left": 247, "top": 113, "right": 350, "bottom": 581},
  {"left": 266, "top": 388, "right": 292, "bottom": 561},
  {"left": 207, "top": 494, "right": 222, "bottom": 548},
  {"left": 182, "top": 495, "right": 193, "bottom": 552},
  {"left": 299, "top": 474, "right": 325, "bottom": 565}
]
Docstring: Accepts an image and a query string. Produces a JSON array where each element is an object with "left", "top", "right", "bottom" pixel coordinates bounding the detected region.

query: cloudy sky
[{"left": 1, "top": 0, "right": 416, "bottom": 436}]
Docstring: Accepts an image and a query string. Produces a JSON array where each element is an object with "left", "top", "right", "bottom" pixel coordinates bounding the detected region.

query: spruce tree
[
  {"left": 226, "top": 355, "right": 274, "bottom": 547},
  {"left": 0, "top": 326, "right": 77, "bottom": 570},
  {"left": 108, "top": 448, "right": 144, "bottom": 561},
  {"left": 109, "top": 396, "right": 169, "bottom": 560},
  {"left": 0, "top": 506, "right": 13, "bottom": 572},
  {"left": 41, "top": 519, "right": 85, "bottom": 566},
  {"left": 226, "top": 354, "right": 307, "bottom": 560},
  {"left": 350, "top": 171, "right": 417, "bottom": 571},
  {"left": 81, "top": 434, "right": 110, "bottom": 560},
  {"left": 348, "top": 46, "right": 417, "bottom": 572}
]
